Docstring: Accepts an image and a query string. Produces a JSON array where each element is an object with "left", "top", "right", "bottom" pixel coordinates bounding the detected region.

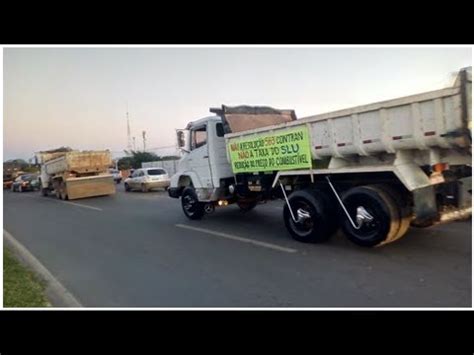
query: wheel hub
[
  {"left": 204, "top": 203, "right": 215, "bottom": 213},
  {"left": 356, "top": 206, "right": 374, "bottom": 227},
  {"left": 183, "top": 195, "right": 195, "bottom": 211},
  {"left": 296, "top": 208, "right": 311, "bottom": 223}
]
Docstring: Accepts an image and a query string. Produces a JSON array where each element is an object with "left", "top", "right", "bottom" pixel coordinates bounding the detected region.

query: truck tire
[
  {"left": 181, "top": 187, "right": 205, "bottom": 220},
  {"left": 339, "top": 185, "right": 401, "bottom": 247},
  {"left": 58, "top": 181, "right": 68, "bottom": 200},
  {"left": 371, "top": 184, "right": 412, "bottom": 241},
  {"left": 309, "top": 188, "right": 339, "bottom": 237},
  {"left": 283, "top": 189, "right": 336, "bottom": 243}
]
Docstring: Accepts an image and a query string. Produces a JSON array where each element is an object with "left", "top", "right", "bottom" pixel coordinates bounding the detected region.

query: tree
[{"left": 117, "top": 150, "right": 160, "bottom": 170}]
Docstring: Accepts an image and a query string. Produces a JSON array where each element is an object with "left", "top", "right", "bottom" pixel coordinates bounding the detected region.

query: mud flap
[{"left": 413, "top": 186, "right": 439, "bottom": 225}]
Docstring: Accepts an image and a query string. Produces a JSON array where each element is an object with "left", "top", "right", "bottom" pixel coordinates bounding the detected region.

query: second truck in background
[{"left": 37, "top": 148, "right": 116, "bottom": 200}]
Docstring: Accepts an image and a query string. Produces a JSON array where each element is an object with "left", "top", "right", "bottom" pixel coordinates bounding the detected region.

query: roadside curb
[{"left": 3, "top": 229, "right": 83, "bottom": 308}]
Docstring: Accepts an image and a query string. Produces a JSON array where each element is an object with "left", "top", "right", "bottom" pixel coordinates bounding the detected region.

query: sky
[{"left": 3, "top": 46, "right": 472, "bottom": 161}]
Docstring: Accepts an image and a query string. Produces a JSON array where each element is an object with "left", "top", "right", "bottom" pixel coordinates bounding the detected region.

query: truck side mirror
[{"left": 177, "top": 130, "right": 190, "bottom": 153}]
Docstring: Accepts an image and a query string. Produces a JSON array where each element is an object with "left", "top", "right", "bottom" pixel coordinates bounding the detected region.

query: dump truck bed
[
  {"left": 43, "top": 150, "right": 112, "bottom": 175},
  {"left": 225, "top": 67, "right": 472, "bottom": 162}
]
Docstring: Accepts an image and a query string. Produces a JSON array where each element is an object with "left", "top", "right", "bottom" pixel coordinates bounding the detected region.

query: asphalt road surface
[{"left": 3, "top": 185, "right": 472, "bottom": 307}]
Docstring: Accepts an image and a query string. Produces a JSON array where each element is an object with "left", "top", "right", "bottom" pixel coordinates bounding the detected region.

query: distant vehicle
[
  {"left": 11, "top": 174, "right": 40, "bottom": 192},
  {"left": 37, "top": 150, "right": 116, "bottom": 200},
  {"left": 3, "top": 173, "right": 15, "bottom": 189},
  {"left": 109, "top": 168, "right": 122, "bottom": 184},
  {"left": 124, "top": 168, "right": 170, "bottom": 192}
]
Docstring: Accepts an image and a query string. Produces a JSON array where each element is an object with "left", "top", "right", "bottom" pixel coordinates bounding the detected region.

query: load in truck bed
[
  {"left": 42, "top": 150, "right": 112, "bottom": 176},
  {"left": 211, "top": 105, "right": 297, "bottom": 134}
]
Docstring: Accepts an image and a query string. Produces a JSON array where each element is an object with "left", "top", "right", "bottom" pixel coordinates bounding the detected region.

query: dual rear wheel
[
  {"left": 283, "top": 184, "right": 411, "bottom": 247},
  {"left": 54, "top": 181, "right": 68, "bottom": 200}
]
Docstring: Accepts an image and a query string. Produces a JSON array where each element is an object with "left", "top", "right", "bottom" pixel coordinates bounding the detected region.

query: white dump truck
[
  {"left": 169, "top": 67, "right": 472, "bottom": 247},
  {"left": 37, "top": 149, "right": 116, "bottom": 200}
]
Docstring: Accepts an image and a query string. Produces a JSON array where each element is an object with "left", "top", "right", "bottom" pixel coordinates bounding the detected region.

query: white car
[{"left": 124, "top": 168, "right": 170, "bottom": 192}]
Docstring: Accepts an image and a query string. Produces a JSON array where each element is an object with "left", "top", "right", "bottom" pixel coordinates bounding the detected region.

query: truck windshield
[{"left": 147, "top": 169, "right": 166, "bottom": 176}]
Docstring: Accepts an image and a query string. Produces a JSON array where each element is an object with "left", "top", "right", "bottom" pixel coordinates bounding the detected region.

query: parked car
[
  {"left": 3, "top": 174, "right": 14, "bottom": 189},
  {"left": 11, "top": 174, "right": 40, "bottom": 192},
  {"left": 124, "top": 168, "right": 170, "bottom": 192},
  {"left": 109, "top": 168, "right": 122, "bottom": 184}
]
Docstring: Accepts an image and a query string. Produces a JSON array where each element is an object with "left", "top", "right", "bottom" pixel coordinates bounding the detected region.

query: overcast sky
[{"left": 3, "top": 46, "right": 471, "bottom": 160}]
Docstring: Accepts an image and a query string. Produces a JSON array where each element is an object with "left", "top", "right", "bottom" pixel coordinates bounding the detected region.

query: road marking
[
  {"left": 4, "top": 229, "right": 83, "bottom": 307},
  {"left": 61, "top": 201, "right": 103, "bottom": 211},
  {"left": 175, "top": 224, "right": 297, "bottom": 253},
  {"left": 17, "top": 194, "right": 102, "bottom": 211}
]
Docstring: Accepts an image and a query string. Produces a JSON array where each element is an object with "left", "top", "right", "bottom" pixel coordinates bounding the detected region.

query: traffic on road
[{"left": 3, "top": 184, "right": 471, "bottom": 307}]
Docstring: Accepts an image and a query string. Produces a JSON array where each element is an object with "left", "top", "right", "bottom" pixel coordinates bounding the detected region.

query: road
[{"left": 3, "top": 185, "right": 472, "bottom": 307}]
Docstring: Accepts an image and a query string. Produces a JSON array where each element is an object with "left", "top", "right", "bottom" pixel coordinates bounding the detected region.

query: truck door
[
  {"left": 208, "top": 121, "right": 234, "bottom": 187},
  {"left": 189, "top": 124, "right": 213, "bottom": 189}
]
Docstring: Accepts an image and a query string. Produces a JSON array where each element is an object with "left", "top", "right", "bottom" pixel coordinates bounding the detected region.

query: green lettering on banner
[{"left": 228, "top": 127, "right": 312, "bottom": 173}]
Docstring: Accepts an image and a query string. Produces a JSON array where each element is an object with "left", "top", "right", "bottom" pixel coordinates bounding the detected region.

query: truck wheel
[
  {"left": 124, "top": 183, "right": 131, "bottom": 192},
  {"left": 371, "top": 184, "right": 412, "bottom": 241},
  {"left": 59, "top": 182, "right": 68, "bottom": 200},
  {"left": 309, "top": 188, "right": 339, "bottom": 237},
  {"left": 339, "top": 185, "right": 401, "bottom": 247},
  {"left": 283, "top": 189, "right": 335, "bottom": 243},
  {"left": 181, "top": 187, "right": 205, "bottom": 220}
]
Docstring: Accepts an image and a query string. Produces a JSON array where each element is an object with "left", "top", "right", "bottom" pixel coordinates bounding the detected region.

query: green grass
[{"left": 3, "top": 248, "right": 49, "bottom": 307}]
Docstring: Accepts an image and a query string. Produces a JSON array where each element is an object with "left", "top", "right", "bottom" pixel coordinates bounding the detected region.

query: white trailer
[
  {"left": 37, "top": 150, "right": 116, "bottom": 200},
  {"left": 169, "top": 67, "right": 471, "bottom": 247}
]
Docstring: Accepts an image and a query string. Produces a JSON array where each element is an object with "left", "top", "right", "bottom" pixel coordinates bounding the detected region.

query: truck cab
[{"left": 168, "top": 115, "right": 234, "bottom": 202}]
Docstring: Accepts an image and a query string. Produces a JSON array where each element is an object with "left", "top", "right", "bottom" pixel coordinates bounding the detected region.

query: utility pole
[
  {"left": 126, "top": 102, "right": 132, "bottom": 150},
  {"left": 142, "top": 130, "right": 147, "bottom": 152}
]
